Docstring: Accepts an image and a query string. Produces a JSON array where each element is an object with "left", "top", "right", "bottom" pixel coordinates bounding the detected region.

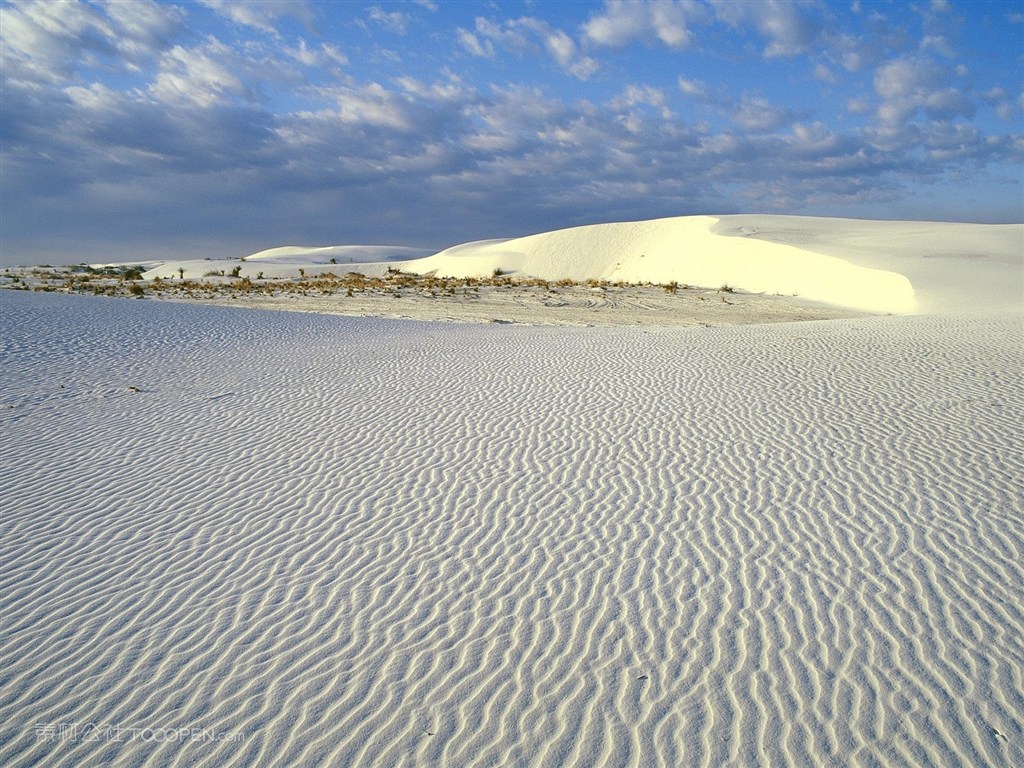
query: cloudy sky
[{"left": 2, "top": 0, "right": 1021, "bottom": 263}]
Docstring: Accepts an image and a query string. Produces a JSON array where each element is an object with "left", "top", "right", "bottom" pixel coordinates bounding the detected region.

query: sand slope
[
  {"left": 1, "top": 292, "right": 1022, "bottom": 767},
  {"left": 142, "top": 215, "right": 1022, "bottom": 316},
  {"left": 410, "top": 216, "right": 919, "bottom": 314}
]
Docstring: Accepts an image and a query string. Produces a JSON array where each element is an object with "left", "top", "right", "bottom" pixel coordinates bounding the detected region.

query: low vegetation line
[{"left": 0, "top": 265, "right": 713, "bottom": 302}]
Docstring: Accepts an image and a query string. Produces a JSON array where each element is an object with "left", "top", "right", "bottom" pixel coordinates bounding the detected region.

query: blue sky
[{"left": 1, "top": 0, "right": 1022, "bottom": 263}]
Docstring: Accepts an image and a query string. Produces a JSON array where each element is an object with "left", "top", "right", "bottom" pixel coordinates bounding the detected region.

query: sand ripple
[{"left": 1, "top": 294, "right": 1021, "bottom": 766}]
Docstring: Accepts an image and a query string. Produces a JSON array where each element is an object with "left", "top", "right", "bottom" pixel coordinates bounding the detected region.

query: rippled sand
[{"left": 1, "top": 292, "right": 1021, "bottom": 766}]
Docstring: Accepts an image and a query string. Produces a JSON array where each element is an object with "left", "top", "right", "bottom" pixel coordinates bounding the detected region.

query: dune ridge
[
  {"left": 136, "top": 215, "right": 1022, "bottom": 316},
  {"left": 1, "top": 292, "right": 1021, "bottom": 766}
]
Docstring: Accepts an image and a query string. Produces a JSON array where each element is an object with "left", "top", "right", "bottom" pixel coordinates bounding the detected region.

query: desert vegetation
[{"left": 0, "top": 265, "right": 715, "bottom": 304}]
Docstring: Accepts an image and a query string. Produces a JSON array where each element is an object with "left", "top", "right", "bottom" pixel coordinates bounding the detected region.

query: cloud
[
  {"left": 582, "top": 0, "right": 702, "bottom": 48},
  {"left": 366, "top": 6, "right": 410, "bottom": 35},
  {"left": 732, "top": 94, "right": 795, "bottom": 131},
  {"left": 0, "top": 0, "right": 182, "bottom": 86},
  {"left": 873, "top": 55, "right": 975, "bottom": 131},
  {"left": 813, "top": 63, "right": 837, "bottom": 84},
  {"left": 285, "top": 39, "right": 348, "bottom": 68},
  {"left": 198, "top": 0, "right": 314, "bottom": 36},
  {"left": 457, "top": 28, "right": 494, "bottom": 58},
  {"left": 609, "top": 84, "right": 667, "bottom": 111},
  {"left": 710, "top": 0, "right": 819, "bottom": 57},
  {"left": 321, "top": 81, "right": 416, "bottom": 131},
  {"left": 457, "top": 17, "right": 598, "bottom": 80},
  {"left": 150, "top": 40, "right": 250, "bottom": 107}
]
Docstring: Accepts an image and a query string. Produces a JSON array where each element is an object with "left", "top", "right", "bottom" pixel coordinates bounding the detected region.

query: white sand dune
[
  {"left": 709, "top": 215, "right": 1023, "bottom": 316},
  {"left": 140, "top": 215, "right": 1023, "bottom": 316},
  {"left": 407, "top": 216, "right": 922, "bottom": 314},
  {"left": 147, "top": 245, "right": 430, "bottom": 282},
  {"left": 1, "top": 280, "right": 1022, "bottom": 766}
]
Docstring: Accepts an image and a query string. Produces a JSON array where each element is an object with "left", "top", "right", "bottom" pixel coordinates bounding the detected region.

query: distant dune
[{"left": 144, "top": 215, "right": 1023, "bottom": 316}]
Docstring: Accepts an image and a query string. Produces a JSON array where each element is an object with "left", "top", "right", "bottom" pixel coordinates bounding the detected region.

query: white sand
[
  {"left": 142, "top": 215, "right": 1023, "bottom": 316},
  {"left": 1, "top": 215, "right": 1023, "bottom": 766}
]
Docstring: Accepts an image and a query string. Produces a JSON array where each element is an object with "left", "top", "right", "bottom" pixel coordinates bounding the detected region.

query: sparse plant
[
  {"left": 128, "top": 283, "right": 145, "bottom": 297},
  {"left": 719, "top": 284, "right": 735, "bottom": 293},
  {"left": 122, "top": 266, "right": 145, "bottom": 281}
]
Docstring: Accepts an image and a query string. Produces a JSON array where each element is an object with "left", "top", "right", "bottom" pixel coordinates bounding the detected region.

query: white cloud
[
  {"left": 457, "top": 29, "right": 494, "bottom": 58},
  {"left": 710, "top": 0, "right": 818, "bottom": 57},
  {"left": 873, "top": 55, "right": 975, "bottom": 128},
  {"left": 150, "top": 40, "right": 247, "bottom": 107},
  {"left": 396, "top": 74, "right": 466, "bottom": 103},
  {"left": 677, "top": 77, "right": 711, "bottom": 100},
  {"left": 100, "top": 0, "right": 185, "bottom": 60},
  {"left": 847, "top": 97, "right": 871, "bottom": 115},
  {"left": 732, "top": 94, "right": 793, "bottom": 131},
  {"left": 331, "top": 82, "right": 414, "bottom": 130},
  {"left": 285, "top": 39, "right": 348, "bottom": 68},
  {"left": 198, "top": 0, "right": 313, "bottom": 36},
  {"left": 367, "top": 7, "right": 410, "bottom": 35},
  {"left": 458, "top": 17, "right": 598, "bottom": 80},
  {"left": 610, "top": 84, "right": 667, "bottom": 111},
  {"left": 544, "top": 29, "right": 600, "bottom": 79},
  {"left": 0, "top": 0, "right": 180, "bottom": 86},
  {"left": 583, "top": 0, "right": 702, "bottom": 49},
  {"left": 813, "top": 64, "right": 837, "bottom": 83},
  {"left": 788, "top": 122, "right": 838, "bottom": 153},
  {"left": 63, "top": 82, "right": 123, "bottom": 111}
]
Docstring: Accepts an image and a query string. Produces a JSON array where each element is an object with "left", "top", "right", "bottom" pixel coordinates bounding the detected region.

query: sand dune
[
  {"left": 1, "top": 289, "right": 1022, "bottom": 766},
  {"left": 408, "top": 216, "right": 919, "bottom": 314},
  {"left": 142, "top": 215, "right": 1023, "bottom": 316}
]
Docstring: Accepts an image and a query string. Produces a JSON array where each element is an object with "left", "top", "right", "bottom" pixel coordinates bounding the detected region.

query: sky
[{"left": 1, "top": 0, "right": 1022, "bottom": 264}]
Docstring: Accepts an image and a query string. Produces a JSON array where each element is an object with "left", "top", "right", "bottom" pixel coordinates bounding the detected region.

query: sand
[{"left": 1, "top": 214, "right": 1022, "bottom": 766}]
